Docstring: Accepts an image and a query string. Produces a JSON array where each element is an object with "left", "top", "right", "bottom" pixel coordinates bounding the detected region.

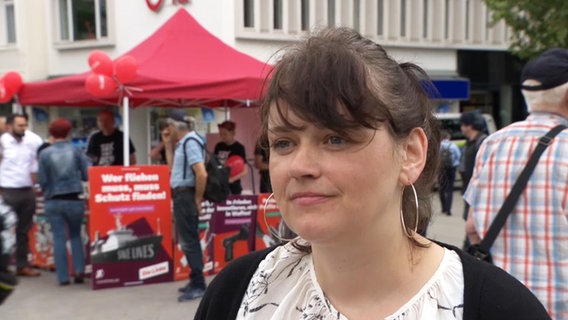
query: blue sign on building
[{"left": 423, "top": 78, "right": 470, "bottom": 100}]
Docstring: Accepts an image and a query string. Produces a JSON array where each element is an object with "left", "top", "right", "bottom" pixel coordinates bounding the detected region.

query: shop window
[
  {"left": 0, "top": 0, "right": 16, "bottom": 45},
  {"left": 244, "top": 0, "right": 254, "bottom": 28},
  {"left": 57, "top": 0, "right": 107, "bottom": 42},
  {"left": 353, "top": 0, "right": 360, "bottom": 31},
  {"left": 400, "top": 0, "right": 406, "bottom": 37},
  {"left": 377, "top": 0, "right": 383, "bottom": 35},
  {"left": 327, "top": 0, "right": 335, "bottom": 27},
  {"left": 423, "top": 0, "right": 429, "bottom": 38},
  {"left": 444, "top": 0, "right": 450, "bottom": 39},
  {"left": 301, "top": 0, "right": 309, "bottom": 31},
  {"left": 273, "top": 0, "right": 282, "bottom": 30}
]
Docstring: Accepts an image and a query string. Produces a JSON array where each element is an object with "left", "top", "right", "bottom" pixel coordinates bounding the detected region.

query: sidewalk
[
  {"left": 2, "top": 191, "right": 466, "bottom": 320},
  {"left": 3, "top": 273, "right": 204, "bottom": 320}
]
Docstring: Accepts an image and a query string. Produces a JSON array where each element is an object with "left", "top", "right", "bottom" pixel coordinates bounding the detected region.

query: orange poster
[
  {"left": 88, "top": 165, "right": 173, "bottom": 290},
  {"left": 172, "top": 206, "right": 215, "bottom": 281}
]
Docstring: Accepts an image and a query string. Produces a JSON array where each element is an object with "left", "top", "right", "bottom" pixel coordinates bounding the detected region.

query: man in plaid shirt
[{"left": 465, "top": 48, "right": 568, "bottom": 319}]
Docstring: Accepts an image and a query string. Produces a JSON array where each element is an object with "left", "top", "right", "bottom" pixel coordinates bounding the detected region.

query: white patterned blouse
[{"left": 236, "top": 242, "right": 464, "bottom": 320}]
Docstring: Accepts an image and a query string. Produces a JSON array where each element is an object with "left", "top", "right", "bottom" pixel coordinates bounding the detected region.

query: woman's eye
[
  {"left": 327, "top": 136, "right": 347, "bottom": 146},
  {"left": 271, "top": 139, "right": 292, "bottom": 152}
]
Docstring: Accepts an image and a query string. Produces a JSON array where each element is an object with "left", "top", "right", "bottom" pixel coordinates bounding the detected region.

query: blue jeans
[
  {"left": 172, "top": 189, "right": 205, "bottom": 289},
  {"left": 44, "top": 199, "right": 85, "bottom": 283}
]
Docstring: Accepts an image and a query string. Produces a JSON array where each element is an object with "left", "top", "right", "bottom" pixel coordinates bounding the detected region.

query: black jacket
[{"left": 194, "top": 242, "right": 550, "bottom": 320}]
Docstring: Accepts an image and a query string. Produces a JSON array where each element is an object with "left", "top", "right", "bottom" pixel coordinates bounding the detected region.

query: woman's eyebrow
[{"left": 268, "top": 124, "right": 307, "bottom": 134}]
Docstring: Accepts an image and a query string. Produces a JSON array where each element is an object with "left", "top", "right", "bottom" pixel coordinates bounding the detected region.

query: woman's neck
[{"left": 311, "top": 235, "right": 443, "bottom": 319}]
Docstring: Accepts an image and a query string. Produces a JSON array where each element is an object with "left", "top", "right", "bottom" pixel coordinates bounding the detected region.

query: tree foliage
[{"left": 482, "top": 0, "right": 568, "bottom": 59}]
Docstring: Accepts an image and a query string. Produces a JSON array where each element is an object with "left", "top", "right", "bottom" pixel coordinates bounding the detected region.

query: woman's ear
[{"left": 399, "top": 128, "right": 428, "bottom": 185}]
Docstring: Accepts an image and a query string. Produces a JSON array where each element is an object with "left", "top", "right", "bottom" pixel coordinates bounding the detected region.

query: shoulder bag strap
[
  {"left": 479, "top": 124, "right": 567, "bottom": 253},
  {"left": 183, "top": 136, "right": 206, "bottom": 179}
]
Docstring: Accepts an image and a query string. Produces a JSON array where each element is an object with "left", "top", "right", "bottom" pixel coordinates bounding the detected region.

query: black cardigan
[{"left": 194, "top": 242, "right": 550, "bottom": 320}]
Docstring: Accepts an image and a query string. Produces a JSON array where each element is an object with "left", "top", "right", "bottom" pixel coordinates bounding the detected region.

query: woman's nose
[{"left": 287, "top": 144, "right": 321, "bottom": 179}]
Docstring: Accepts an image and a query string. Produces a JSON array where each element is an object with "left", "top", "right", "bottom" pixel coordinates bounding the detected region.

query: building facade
[{"left": 0, "top": 0, "right": 517, "bottom": 169}]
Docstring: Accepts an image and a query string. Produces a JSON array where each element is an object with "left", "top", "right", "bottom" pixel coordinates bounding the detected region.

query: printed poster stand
[
  {"left": 173, "top": 195, "right": 258, "bottom": 280},
  {"left": 88, "top": 165, "right": 173, "bottom": 290}
]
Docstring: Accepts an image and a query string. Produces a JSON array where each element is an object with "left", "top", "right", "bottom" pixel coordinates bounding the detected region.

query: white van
[{"left": 435, "top": 112, "right": 497, "bottom": 147}]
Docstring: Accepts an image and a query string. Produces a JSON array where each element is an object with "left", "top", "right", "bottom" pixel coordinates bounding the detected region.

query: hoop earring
[
  {"left": 400, "top": 183, "right": 419, "bottom": 238},
  {"left": 263, "top": 193, "right": 297, "bottom": 243}
]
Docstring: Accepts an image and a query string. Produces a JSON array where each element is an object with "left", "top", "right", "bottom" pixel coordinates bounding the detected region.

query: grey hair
[
  {"left": 170, "top": 116, "right": 196, "bottom": 131},
  {"left": 522, "top": 81, "right": 568, "bottom": 113},
  {"left": 172, "top": 121, "right": 188, "bottom": 131}
]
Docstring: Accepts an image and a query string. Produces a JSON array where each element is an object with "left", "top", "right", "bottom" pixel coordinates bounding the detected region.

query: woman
[
  {"left": 195, "top": 27, "right": 549, "bottom": 319},
  {"left": 214, "top": 121, "right": 248, "bottom": 195},
  {"left": 39, "top": 118, "right": 89, "bottom": 285}
]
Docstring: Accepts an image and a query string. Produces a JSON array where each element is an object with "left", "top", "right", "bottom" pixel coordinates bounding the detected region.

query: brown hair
[
  {"left": 218, "top": 120, "right": 236, "bottom": 131},
  {"left": 260, "top": 27, "right": 440, "bottom": 247}
]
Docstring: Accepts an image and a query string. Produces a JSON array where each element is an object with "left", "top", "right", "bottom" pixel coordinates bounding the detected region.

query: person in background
[
  {"left": 214, "top": 121, "right": 248, "bottom": 195},
  {"left": 458, "top": 111, "right": 488, "bottom": 251},
  {"left": 0, "top": 114, "right": 43, "bottom": 277},
  {"left": 458, "top": 111, "right": 487, "bottom": 221},
  {"left": 195, "top": 27, "right": 549, "bottom": 319},
  {"left": 0, "top": 116, "right": 6, "bottom": 134},
  {"left": 38, "top": 118, "right": 89, "bottom": 286},
  {"left": 86, "top": 110, "right": 136, "bottom": 166},
  {"left": 0, "top": 114, "right": 16, "bottom": 303},
  {"left": 438, "top": 130, "right": 461, "bottom": 216},
  {"left": 37, "top": 135, "right": 54, "bottom": 157},
  {"left": 0, "top": 192, "right": 17, "bottom": 304},
  {"left": 466, "top": 48, "right": 568, "bottom": 319},
  {"left": 165, "top": 110, "right": 208, "bottom": 302},
  {"left": 253, "top": 135, "right": 271, "bottom": 193},
  {"left": 149, "top": 118, "right": 170, "bottom": 165}
]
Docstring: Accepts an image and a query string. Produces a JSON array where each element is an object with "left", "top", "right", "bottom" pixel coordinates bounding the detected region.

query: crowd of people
[
  {"left": 0, "top": 110, "right": 137, "bottom": 303},
  {"left": 0, "top": 26, "right": 566, "bottom": 319},
  {"left": 0, "top": 102, "right": 265, "bottom": 304}
]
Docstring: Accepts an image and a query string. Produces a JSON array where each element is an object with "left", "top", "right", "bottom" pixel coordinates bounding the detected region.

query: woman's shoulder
[
  {"left": 224, "top": 246, "right": 276, "bottom": 274},
  {"left": 195, "top": 247, "right": 278, "bottom": 320}
]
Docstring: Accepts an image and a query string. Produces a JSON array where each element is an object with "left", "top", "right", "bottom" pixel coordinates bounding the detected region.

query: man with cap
[
  {"left": 458, "top": 111, "right": 488, "bottom": 221},
  {"left": 165, "top": 109, "right": 208, "bottom": 302},
  {"left": 465, "top": 48, "right": 568, "bottom": 319}
]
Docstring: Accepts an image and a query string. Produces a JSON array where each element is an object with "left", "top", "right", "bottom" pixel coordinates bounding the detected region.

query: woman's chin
[{"left": 290, "top": 224, "right": 333, "bottom": 243}]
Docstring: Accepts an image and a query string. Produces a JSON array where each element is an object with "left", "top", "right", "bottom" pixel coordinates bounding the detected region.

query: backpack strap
[{"left": 182, "top": 136, "right": 206, "bottom": 180}]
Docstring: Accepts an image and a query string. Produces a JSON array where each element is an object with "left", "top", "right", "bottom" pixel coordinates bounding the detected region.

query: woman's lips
[{"left": 289, "top": 192, "right": 331, "bottom": 206}]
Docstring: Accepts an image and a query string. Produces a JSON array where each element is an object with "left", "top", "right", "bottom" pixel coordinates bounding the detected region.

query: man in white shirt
[{"left": 0, "top": 114, "right": 42, "bottom": 276}]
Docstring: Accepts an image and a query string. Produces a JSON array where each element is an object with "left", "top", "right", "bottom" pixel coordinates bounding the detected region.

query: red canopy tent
[{"left": 19, "top": 9, "right": 272, "bottom": 108}]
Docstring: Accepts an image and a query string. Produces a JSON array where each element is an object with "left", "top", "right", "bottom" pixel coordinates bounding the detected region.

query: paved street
[{"left": 2, "top": 191, "right": 466, "bottom": 320}]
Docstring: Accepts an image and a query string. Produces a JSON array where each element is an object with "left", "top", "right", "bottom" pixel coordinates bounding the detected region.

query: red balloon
[
  {"left": 3, "top": 71, "right": 23, "bottom": 93},
  {"left": 88, "top": 50, "right": 113, "bottom": 76},
  {"left": 226, "top": 155, "right": 245, "bottom": 178},
  {"left": 0, "top": 83, "right": 13, "bottom": 103},
  {"left": 85, "top": 74, "right": 117, "bottom": 97},
  {"left": 114, "top": 55, "right": 138, "bottom": 84}
]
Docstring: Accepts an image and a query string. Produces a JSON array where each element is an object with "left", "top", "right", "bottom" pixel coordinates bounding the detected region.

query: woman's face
[{"left": 267, "top": 105, "right": 405, "bottom": 245}]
